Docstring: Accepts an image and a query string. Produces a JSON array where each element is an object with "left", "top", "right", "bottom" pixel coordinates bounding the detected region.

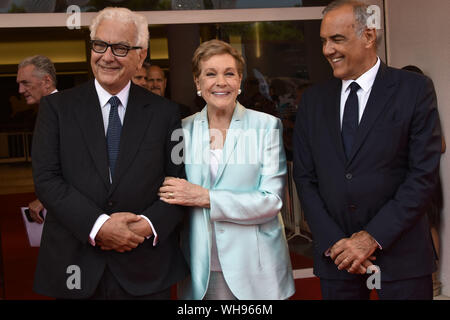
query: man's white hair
[{"left": 89, "top": 7, "right": 149, "bottom": 49}]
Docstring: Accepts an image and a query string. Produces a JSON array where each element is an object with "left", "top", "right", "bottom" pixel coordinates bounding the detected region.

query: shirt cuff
[
  {"left": 374, "top": 239, "right": 382, "bottom": 250},
  {"left": 139, "top": 215, "right": 158, "bottom": 246},
  {"left": 89, "top": 214, "right": 110, "bottom": 246}
]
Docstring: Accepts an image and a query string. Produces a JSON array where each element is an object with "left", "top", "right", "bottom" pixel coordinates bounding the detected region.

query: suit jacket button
[
  {"left": 108, "top": 201, "right": 113, "bottom": 206},
  {"left": 345, "top": 173, "right": 353, "bottom": 180}
]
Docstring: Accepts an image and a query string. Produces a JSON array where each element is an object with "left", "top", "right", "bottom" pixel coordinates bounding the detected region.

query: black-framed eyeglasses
[{"left": 90, "top": 40, "right": 142, "bottom": 57}]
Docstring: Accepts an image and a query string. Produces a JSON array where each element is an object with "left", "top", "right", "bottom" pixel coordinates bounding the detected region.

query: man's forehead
[
  {"left": 320, "top": 14, "right": 356, "bottom": 37},
  {"left": 148, "top": 69, "right": 165, "bottom": 79},
  {"left": 95, "top": 19, "right": 137, "bottom": 44},
  {"left": 321, "top": 5, "right": 356, "bottom": 27},
  {"left": 17, "top": 65, "right": 38, "bottom": 80},
  {"left": 18, "top": 64, "right": 35, "bottom": 74}
]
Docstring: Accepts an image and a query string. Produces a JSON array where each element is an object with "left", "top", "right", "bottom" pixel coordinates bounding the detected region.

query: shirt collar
[
  {"left": 94, "top": 79, "right": 130, "bottom": 110},
  {"left": 342, "top": 57, "right": 380, "bottom": 93}
]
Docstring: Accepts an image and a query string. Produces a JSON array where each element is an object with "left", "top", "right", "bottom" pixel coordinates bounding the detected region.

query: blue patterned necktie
[
  {"left": 106, "top": 96, "right": 122, "bottom": 179},
  {"left": 341, "top": 81, "right": 360, "bottom": 159}
]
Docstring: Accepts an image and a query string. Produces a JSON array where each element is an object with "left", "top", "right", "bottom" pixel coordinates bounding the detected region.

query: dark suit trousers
[
  {"left": 320, "top": 275, "right": 433, "bottom": 300},
  {"left": 88, "top": 267, "right": 171, "bottom": 300}
]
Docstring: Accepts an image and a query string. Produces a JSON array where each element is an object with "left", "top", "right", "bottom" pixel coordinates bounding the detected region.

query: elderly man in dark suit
[
  {"left": 17, "top": 55, "right": 58, "bottom": 224},
  {"left": 31, "top": 7, "right": 188, "bottom": 299},
  {"left": 293, "top": 0, "right": 441, "bottom": 300}
]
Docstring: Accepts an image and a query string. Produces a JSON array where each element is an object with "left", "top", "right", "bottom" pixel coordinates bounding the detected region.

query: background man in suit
[
  {"left": 132, "top": 61, "right": 150, "bottom": 89},
  {"left": 31, "top": 7, "right": 188, "bottom": 299},
  {"left": 147, "top": 64, "right": 191, "bottom": 118},
  {"left": 17, "top": 55, "right": 57, "bottom": 105},
  {"left": 293, "top": 0, "right": 441, "bottom": 299},
  {"left": 17, "top": 55, "right": 58, "bottom": 224},
  {"left": 146, "top": 64, "right": 167, "bottom": 97}
]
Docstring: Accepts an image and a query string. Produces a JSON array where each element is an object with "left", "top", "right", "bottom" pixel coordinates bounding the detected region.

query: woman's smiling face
[{"left": 195, "top": 53, "right": 242, "bottom": 112}]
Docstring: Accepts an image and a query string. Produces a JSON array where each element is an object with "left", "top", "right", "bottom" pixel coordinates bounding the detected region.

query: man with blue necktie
[
  {"left": 31, "top": 7, "right": 188, "bottom": 299},
  {"left": 293, "top": 0, "right": 441, "bottom": 299}
]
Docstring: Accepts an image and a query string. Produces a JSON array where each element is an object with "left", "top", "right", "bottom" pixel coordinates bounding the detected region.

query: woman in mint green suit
[{"left": 159, "top": 40, "right": 294, "bottom": 300}]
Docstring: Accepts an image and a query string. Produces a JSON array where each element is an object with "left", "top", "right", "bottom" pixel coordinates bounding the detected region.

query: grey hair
[
  {"left": 18, "top": 55, "right": 57, "bottom": 87},
  {"left": 323, "top": 0, "right": 382, "bottom": 46},
  {"left": 89, "top": 7, "right": 149, "bottom": 49}
]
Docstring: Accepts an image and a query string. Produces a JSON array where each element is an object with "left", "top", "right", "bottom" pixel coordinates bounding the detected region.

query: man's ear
[
  {"left": 138, "top": 48, "right": 148, "bottom": 67},
  {"left": 43, "top": 74, "right": 52, "bottom": 90},
  {"left": 364, "top": 28, "right": 377, "bottom": 48}
]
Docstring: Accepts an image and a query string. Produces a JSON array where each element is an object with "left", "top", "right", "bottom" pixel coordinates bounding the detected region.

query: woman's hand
[{"left": 159, "top": 177, "right": 210, "bottom": 208}]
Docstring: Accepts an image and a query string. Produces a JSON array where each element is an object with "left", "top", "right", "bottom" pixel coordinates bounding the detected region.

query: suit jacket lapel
[
  {"left": 325, "top": 79, "right": 347, "bottom": 163},
  {"left": 197, "top": 107, "right": 211, "bottom": 189},
  {"left": 73, "top": 81, "right": 110, "bottom": 190},
  {"left": 213, "top": 102, "right": 245, "bottom": 187},
  {"left": 109, "top": 83, "right": 154, "bottom": 195},
  {"left": 347, "top": 62, "right": 396, "bottom": 163}
]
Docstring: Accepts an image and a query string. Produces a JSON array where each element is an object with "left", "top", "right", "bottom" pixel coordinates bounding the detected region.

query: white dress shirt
[
  {"left": 88, "top": 79, "right": 157, "bottom": 246},
  {"left": 340, "top": 57, "right": 380, "bottom": 128},
  {"left": 325, "top": 58, "right": 383, "bottom": 255}
]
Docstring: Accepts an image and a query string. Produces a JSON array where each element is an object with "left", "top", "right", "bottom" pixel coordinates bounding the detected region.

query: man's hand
[
  {"left": 28, "top": 199, "right": 45, "bottom": 224},
  {"left": 128, "top": 218, "right": 153, "bottom": 238},
  {"left": 330, "top": 231, "right": 379, "bottom": 274},
  {"left": 95, "top": 212, "right": 145, "bottom": 253}
]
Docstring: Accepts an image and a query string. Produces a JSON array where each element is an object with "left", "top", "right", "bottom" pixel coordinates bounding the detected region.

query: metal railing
[
  {"left": 281, "top": 161, "right": 312, "bottom": 242},
  {"left": 0, "top": 132, "right": 33, "bottom": 163}
]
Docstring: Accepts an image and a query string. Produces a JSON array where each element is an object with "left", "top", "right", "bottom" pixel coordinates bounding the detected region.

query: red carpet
[
  {"left": 0, "top": 192, "right": 325, "bottom": 300},
  {"left": 290, "top": 250, "right": 314, "bottom": 269},
  {"left": 288, "top": 251, "right": 322, "bottom": 300},
  {"left": 0, "top": 192, "right": 50, "bottom": 300}
]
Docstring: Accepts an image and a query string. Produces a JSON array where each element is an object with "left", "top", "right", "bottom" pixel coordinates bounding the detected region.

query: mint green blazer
[{"left": 178, "top": 102, "right": 295, "bottom": 300}]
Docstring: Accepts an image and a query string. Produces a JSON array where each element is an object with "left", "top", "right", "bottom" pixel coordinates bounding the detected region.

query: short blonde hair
[
  {"left": 90, "top": 7, "right": 149, "bottom": 49},
  {"left": 192, "top": 39, "right": 245, "bottom": 79}
]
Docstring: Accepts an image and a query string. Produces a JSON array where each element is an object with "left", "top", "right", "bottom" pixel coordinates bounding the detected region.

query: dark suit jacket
[
  {"left": 293, "top": 63, "right": 441, "bottom": 281},
  {"left": 32, "top": 80, "right": 189, "bottom": 298}
]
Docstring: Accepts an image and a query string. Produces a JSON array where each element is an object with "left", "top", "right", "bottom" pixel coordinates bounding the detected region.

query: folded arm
[
  {"left": 160, "top": 118, "right": 287, "bottom": 226},
  {"left": 139, "top": 106, "right": 187, "bottom": 244}
]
